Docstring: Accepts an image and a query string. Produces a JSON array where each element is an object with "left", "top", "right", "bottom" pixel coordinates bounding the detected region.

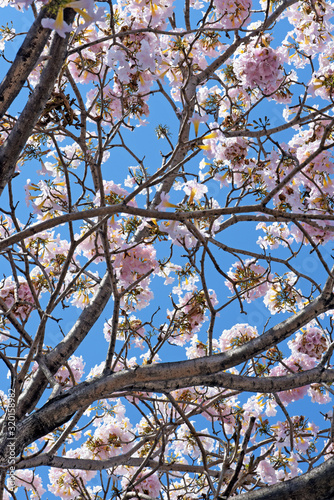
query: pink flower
[
  {"left": 48, "top": 449, "right": 97, "bottom": 499},
  {"left": 226, "top": 259, "right": 271, "bottom": 302},
  {"left": 41, "top": 11, "right": 72, "bottom": 38},
  {"left": 263, "top": 272, "right": 302, "bottom": 315},
  {"left": 121, "top": 469, "right": 161, "bottom": 498},
  {"left": 168, "top": 290, "right": 218, "bottom": 344},
  {"left": 288, "top": 325, "right": 328, "bottom": 359},
  {"left": 234, "top": 45, "right": 285, "bottom": 95},
  {"left": 68, "top": 273, "right": 99, "bottom": 309},
  {"left": 308, "top": 384, "right": 331, "bottom": 404},
  {"left": 41, "top": 0, "right": 102, "bottom": 38},
  {"left": 258, "top": 457, "right": 277, "bottom": 485},
  {"left": 182, "top": 179, "right": 208, "bottom": 202},
  {"left": 173, "top": 423, "right": 216, "bottom": 460},
  {"left": 94, "top": 179, "right": 137, "bottom": 207},
  {"left": 0, "top": 276, "right": 35, "bottom": 321},
  {"left": 13, "top": 470, "right": 46, "bottom": 499},
  {"left": 84, "top": 414, "right": 133, "bottom": 460},
  {"left": 213, "top": 0, "right": 252, "bottom": 29},
  {"left": 270, "top": 353, "right": 317, "bottom": 404},
  {"left": 25, "top": 177, "right": 69, "bottom": 220},
  {"left": 219, "top": 323, "right": 258, "bottom": 352},
  {"left": 156, "top": 192, "right": 179, "bottom": 211},
  {"left": 54, "top": 355, "right": 85, "bottom": 388},
  {"left": 189, "top": 112, "right": 208, "bottom": 136}
]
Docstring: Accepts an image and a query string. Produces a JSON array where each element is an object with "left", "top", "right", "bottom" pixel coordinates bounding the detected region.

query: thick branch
[
  {"left": 3, "top": 290, "right": 334, "bottom": 456},
  {"left": 236, "top": 457, "right": 334, "bottom": 500},
  {"left": 2, "top": 204, "right": 334, "bottom": 252},
  {"left": 13, "top": 454, "right": 220, "bottom": 477},
  {"left": 15, "top": 271, "right": 112, "bottom": 420},
  {"left": 0, "top": 8, "right": 76, "bottom": 196},
  {"left": 0, "top": 8, "right": 51, "bottom": 119}
]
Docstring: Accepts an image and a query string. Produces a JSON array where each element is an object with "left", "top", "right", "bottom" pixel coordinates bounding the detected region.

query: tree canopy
[{"left": 2, "top": 0, "right": 334, "bottom": 498}]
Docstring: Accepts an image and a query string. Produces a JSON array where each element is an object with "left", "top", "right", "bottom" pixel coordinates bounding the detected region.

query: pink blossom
[
  {"left": 213, "top": 0, "right": 252, "bottom": 29},
  {"left": 156, "top": 191, "right": 179, "bottom": 211},
  {"left": 159, "top": 219, "right": 196, "bottom": 248},
  {"left": 219, "top": 323, "right": 258, "bottom": 352},
  {"left": 270, "top": 353, "right": 317, "bottom": 404},
  {"left": 256, "top": 222, "right": 294, "bottom": 249},
  {"left": 140, "top": 350, "right": 161, "bottom": 364},
  {"left": 324, "top": 441, "right": 334, "bottom": 460},
  {"left": 54, "top": 355, "right": 85, "bottom": 388},
  {"left": 202, "top": 133, "right": 248, "bottom": 166},
  {"left": 288, "top": 325, "right": 328, "bottom": 359},
  {"left": 94, "top": 179, "right": 137, "bottom": 207},
  {"left": 137, "top": 39, "right": 157, "bottom": 72},
  {"left": 272, "top": 417, "right": 317, "bottom": 454},
  {"left": 13, "top": 470, "right": 46, "bottom": 499},
  {"left": 263, "top": 272, "right": 302, "bottom": 314},
  {"left": 41, "top": 0, "right": 103, "bottom": 38},
  {"left": 41, "top": 15, "right": 72, "bottom": 38},
  {"left": 308, "top": 384, "right": 331, "bottom": 404},
  {"left": 182, "top": 179, "right": 208, "bottom": 202},
  {"left": 173, "top": 422, "right": 216, "bottom": 460},
  {"left": 68, "top": 273, "right": 99, "bottom": 309},
  {"left": 234, "top": 45, "right": 285, "bottom": 95},
  {"left": 242, "top": 394, "right": 265, "bottom": 419},
  {"left": 25, "top": 177, "right": 68, "bottom": 220},
  {"left": 0, "top": 215, "right": 13, "bottom": 240},
  {"left": 114, "top": 244, "right": 159, "bottom": 286},
  {"left": 0, "top": 276, "right": 35, "bottom": 321},
  {"left": 199, "top": 388, "right": 237, "bottom": 433},
  {"left": 226, "top": 259, "right": 271, "bottom": 302},
  {"left": 83, "top": 414, "right": 133, "bottom": 460},
  {"left": 121, "top": 469, "right": 161, "bottom": 498},
  {"left": 104, "top": 316, "right": 145, "bottom": 347},
  {"left": 184, "top": 335, "right": 205, "bottom": 359},
  {"left": 168, "top": 290, "right": 218, "bottom": 344},
  {"left": 258, "top": 456, "right": 278, "bottom": 485},
  {"left": 157, "top": 261, "right": 182, "bottom": 285},
  {"left": 189, "top": 112, "right": 208, "bottom": 136},
  {"left": 265, "top": 399, "right": 278, "bottom": 417},
  {"left": 283, "top": 1, "right": 334, "bottom": 59},
  {"left": 86, "top": 361, "right": 104, "bottom": 379},
  {"left": 48, "top": 449, "right": 97, "bottom": 499}
]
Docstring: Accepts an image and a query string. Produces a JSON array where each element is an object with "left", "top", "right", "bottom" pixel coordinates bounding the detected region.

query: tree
[{"left": 2, "top": 0, "right": 334, "bottom": 497}]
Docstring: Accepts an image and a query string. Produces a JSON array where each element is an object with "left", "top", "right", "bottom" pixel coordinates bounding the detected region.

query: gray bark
[{"left": 0, "top": 8, "right": 75, "bottom": 196}]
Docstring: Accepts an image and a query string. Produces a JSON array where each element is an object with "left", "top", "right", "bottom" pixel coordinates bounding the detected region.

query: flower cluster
[
  {"left": 226, "top": 259, "right": 271, "bottom": 302},
  {"left": 83, "top": 413, "right": 133, "bottom": 460},
  {"left": 263, "top": 273, "right": 302, "bottom": 314},
  {"left": 270, "top": 353, "right": 317, "bottom": 404},
  {"left": 256, "top": 222, "right": 294, "bottom": 249},
  {"left": 168, "top": 289, "right": 218, "bottom": 345},
  {"left": 219, "top": 323, "right": 258, "bottom": 352},
  {"left": 288, "top": 325, "right": 328, "bottom": 360},
  {"left": 213, "top": 0, "right": 252, "bottom": 29},
  {"left": 11, "top": 470, "right": 46, "bottom": 500},
  {"left": 0, "top": 276, "right": 35, "bottom": 321},
  {"left": 173, "top": 422, "right": 217, "bottom": 460},
  {"left": 234, "top": 45, "right": 285, "bottom": 96},
  {"left": 120, "top": 469, "right": 161, "bottom": 498},
  {"left": 48, "top": 449, "right": 97, "bottom": 499},
  {"left": 25, "top": 177, "right": 69, "bottom": 220},
  {"left": 54, "top": 355, "right": 85, "bottom": 388},
  {"left": 283, "top": 0, "right": 334, "bottom": 65}
]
